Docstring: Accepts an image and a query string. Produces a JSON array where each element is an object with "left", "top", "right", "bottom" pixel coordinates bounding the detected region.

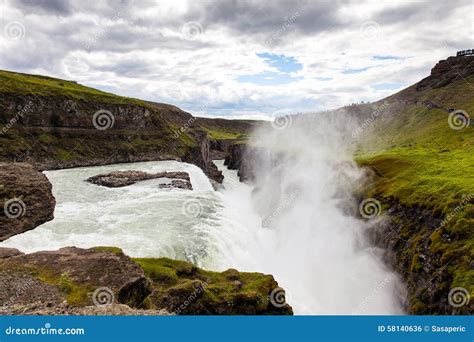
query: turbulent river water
[{"left": 0, "top": 159, "right": 404, "bottom": 314}]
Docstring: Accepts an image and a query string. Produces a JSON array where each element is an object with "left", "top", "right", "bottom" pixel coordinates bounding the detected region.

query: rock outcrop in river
[{"left": 87, "top": 170, "right": 192, "bottom": 189}]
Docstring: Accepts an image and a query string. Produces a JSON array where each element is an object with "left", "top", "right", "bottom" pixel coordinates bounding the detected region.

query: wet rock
[
  {"left": 86, "top": 170, "right": 191, "bottom": 188},
  {"left": 0, "top": 162, "right": 55, "bottom": 242},
  {"left": 158, "top": 179, "right": 192, "bottom": 190}
]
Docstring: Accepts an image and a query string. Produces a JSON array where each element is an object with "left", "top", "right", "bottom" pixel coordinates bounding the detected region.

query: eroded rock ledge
[
  {"left": 0, "top": 246, "right": 293, "bottom": 315},
  {"left": 86, "top": 170, "right": 192, "bottom": 190},
  {"left": 0, "top": 163, "right": 56, "bottom": 242}
]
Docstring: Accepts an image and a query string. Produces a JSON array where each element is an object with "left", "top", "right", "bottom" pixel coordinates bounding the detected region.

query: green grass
[
  {"left": 355, "top": 75, "right": 474, "bottom": 309},
  {"left": 0, "top": 70, "right": 146, "bottom": 106},
  {"left": 133, "top": 257, "right": 285, "bottom": 314}
]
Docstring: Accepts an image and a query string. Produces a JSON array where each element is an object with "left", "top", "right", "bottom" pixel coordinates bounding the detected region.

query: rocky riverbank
[
  {"left": 0, "top": 163, "right": 55, "bottom": 242},
  {"left": 0, "top": 246, "right": 293, "bottom": 315}
]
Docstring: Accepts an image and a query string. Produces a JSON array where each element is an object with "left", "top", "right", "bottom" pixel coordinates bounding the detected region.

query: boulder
[
  {"left": 0, "top": 247, "right": 23, "bottom": 259},
  {"left": 0, "top": 246, "right": 151, "bottom": 309},
  {"left": 0, "top": 162, "right": 55, "bottom": 241},
  {"left": 86, "top": 170, "right": 192, "bottom": 189}
]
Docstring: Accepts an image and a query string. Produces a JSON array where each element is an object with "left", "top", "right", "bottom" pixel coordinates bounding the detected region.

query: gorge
[{"left": 0, "top": 54, "right": 473, "bottom": 315}]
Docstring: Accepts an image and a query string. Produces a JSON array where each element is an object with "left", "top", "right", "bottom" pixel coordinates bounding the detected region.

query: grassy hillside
[
  {"left": 355, "top": 70, "right": 473, "bottom": 312},
  {"left": 0, "top": 70, "right": 147, "bottom": 106},
  {"left": 0, "top": 70, "right": 252, "bottom": 175}
]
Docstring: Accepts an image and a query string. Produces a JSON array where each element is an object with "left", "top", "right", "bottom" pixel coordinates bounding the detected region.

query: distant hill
[{"left": 0, "top": 70, "right": 257, "bottom": 182}]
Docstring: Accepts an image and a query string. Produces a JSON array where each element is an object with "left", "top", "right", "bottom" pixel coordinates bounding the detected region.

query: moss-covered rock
[{"left": 134, "top": 257, "right": 293, "bottom": 315}]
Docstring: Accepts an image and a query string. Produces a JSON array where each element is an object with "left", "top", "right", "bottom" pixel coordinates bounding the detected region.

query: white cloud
[{"left": 0, "top": 0, "right": 472, "bottom": 118}]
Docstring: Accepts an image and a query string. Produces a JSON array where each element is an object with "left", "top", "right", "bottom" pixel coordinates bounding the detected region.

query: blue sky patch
[
  {"left": 237, "top": 53, "right": 303, "bottom": 86},
  {"left": 371, "top": 82, "right": 403, "bottom": 90},
  {"left": 373, "top": 55, "right": 402, "bottom": 60},
  {"left": 342, "top": 66, "right": 372, "bottom": 74}
]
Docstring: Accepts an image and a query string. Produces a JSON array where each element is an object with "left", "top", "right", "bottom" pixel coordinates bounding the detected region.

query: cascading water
[{"left": 0, "top": 117, "right": 405, "bottom": 314}]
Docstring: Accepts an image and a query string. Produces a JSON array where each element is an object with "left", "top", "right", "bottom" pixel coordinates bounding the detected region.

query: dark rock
[
  {"left": 0, "top": 247, "right": 24, "bottom": 259},
  {"left": 416, "top": 56, "right": 474, "bottom": 91},
  {"left": 368, "top": 199, "right": 473, "bottom": 315},
  {"left": 0, "top": 163, "right": 56, "bottom": 241},
  {"left": 158, "top": 179, "right": 192, "bottom": 190},
  {"left": 86, "top": 170, "right": 191, "bottom": 189},
  {"left": 0, "top": 246, "right": 151, "bottom": 309},
  {"left": 182, "top": 131, "right": 224, "bottom": 183}
]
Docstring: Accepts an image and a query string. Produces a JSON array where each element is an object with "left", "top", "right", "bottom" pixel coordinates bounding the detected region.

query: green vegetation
[
  {"left": 355, "top": 75, "right": 474, "bottom": 311},
  {"left": 91, "top": 246, "right": 124, "bottom": 255},
  {"left": 0, "top": 70, "right": 146, "bottom": 106},
  {"left": 133, "top": 257, "right": 288, "bottom": 314},
  {"left": 201, "top": 127, "right": 248, "bottom": 140}
]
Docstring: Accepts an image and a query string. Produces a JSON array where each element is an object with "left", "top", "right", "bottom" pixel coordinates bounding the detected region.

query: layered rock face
[
  {"left": 0, "top": 163, "right": 55, "bottom": 241},
  {"left": 0, "top": 92, "right": 223, "bottom": 183},
  {"left": 416, "top": 55, "right": 474, "bottom": 91},
  {"left": 370, "top": 200, "right": 473, "bottom": 315},
  {"left": 183, "top": 131, "right": 223, "bottom": 183}
]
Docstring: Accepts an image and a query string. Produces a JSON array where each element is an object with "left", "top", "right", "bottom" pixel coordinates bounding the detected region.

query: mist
[{"left": 219, "top": 113, "right": 406, "bottom": 314}]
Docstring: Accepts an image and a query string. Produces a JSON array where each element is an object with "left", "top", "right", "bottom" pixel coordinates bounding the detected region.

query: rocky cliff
[
  {"left": 0, "top": 70, "right": 225, "bottom": 183},
  {"left": 0, "top": 163, "right": 55, "bottom": 241}
]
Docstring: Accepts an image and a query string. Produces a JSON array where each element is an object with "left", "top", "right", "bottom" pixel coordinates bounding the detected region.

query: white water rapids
[{"left": 0, "top": 158, "right": 404, "bottom": 314}]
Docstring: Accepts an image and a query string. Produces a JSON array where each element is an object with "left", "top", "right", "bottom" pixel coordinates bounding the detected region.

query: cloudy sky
[{"left": 1, "top": 0, "right": 472, "bottom": 119}]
